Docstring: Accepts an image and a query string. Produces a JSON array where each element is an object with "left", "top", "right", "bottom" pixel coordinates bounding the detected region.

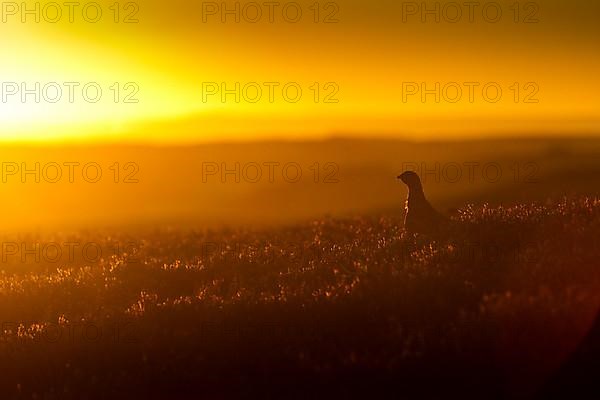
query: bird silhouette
[{"left": 397, "top": 171, "right": 447, "bottom": 236}]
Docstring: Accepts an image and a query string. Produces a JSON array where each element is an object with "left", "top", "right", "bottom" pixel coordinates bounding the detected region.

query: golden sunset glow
[
  {"left": 0, "top": 0, "right": 598, "bottom": 142},
  {"left": 2, "top": 2, "right": 600, "bottom": 397}
]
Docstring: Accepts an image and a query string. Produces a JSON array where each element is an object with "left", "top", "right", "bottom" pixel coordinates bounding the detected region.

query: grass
[{"left": 0, "top": 197, "right": 599, "bottom": 398}]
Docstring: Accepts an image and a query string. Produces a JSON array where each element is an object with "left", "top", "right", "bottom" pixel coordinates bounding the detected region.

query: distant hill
[{"left": 1, "top": 137, "right": 600, "bottom": 231}]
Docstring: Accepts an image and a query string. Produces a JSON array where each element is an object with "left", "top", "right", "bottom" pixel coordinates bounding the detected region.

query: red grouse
[{"left": 397, "top": 171, "right": 447, "bottom": 236}]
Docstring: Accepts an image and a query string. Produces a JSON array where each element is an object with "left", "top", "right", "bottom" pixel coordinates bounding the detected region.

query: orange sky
[{"left": 0, "top": 0, "right": 599, "bottom": 142}]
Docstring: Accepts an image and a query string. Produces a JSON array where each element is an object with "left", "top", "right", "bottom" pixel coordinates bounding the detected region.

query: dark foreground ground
[{"left": 0, "top": 197, "right": 599, "bottom": 399}]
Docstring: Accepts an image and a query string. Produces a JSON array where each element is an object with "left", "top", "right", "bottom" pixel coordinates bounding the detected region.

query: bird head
[{"left": 397, "top": 171, "right": 423, "bottom": 189}]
